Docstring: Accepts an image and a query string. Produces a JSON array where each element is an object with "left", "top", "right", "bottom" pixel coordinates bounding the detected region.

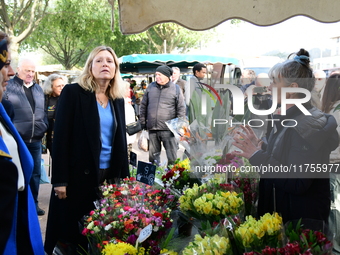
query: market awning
[
  {"left": 117, "top": 0, "right": 340, "bottom": 34},
  {"left": 119, "top": 54, "right": 239, "bottom": 74}
]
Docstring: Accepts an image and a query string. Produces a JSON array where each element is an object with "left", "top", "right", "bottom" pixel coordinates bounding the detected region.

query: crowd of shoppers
[{"left": 1, "top": 37, "right": 340, "bottom": 255}]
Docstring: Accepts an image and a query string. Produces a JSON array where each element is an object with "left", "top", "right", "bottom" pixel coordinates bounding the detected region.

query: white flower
[
  {"left": 87, "top": 221, "right": 94, "bottom": 230},
  {"left": 173, "top": 170, "right": 180, "bottom": 180},
  {"left": 104, "top": 224, "right": 112, "bottom": 231},
  {"left": 93, "top": 226, "right": 100, "bottom": 233}
]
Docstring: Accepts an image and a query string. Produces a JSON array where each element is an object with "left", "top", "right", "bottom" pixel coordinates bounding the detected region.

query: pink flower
[{"left": 81, "top": 228, "right": 89, "bottom": 235}]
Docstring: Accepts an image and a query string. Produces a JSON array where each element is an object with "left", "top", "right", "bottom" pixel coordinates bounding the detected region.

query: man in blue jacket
[{"left": 4, "top": 58, "right": 48, "bottom": 216}]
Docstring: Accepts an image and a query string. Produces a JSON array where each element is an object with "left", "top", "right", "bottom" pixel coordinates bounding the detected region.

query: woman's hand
[
  {"left": 54, "top": 186, "right": 67, "bottom": 199},
  {"left": 238, "top": 125, "right": 261, "bottom": 147},
  {"left": 231, "top": 125, "right": 262, "bottom": 159}
]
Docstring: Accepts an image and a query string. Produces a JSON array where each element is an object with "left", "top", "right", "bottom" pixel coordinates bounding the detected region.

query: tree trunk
[{"left": 9, "top": 39, "right": 20, "bottom": 73}]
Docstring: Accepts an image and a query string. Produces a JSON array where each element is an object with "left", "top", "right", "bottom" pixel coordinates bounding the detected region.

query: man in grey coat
[
  {"left": 4, "top": 58, "right": 48, "bottom": 216},
  {"left": 140, "top": 65, "right": 185, "bottom": 166}
]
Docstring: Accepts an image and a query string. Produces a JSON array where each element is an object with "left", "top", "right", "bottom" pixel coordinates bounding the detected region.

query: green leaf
[
  {"left": 160, "top": 227, "right": 176, "bottom": 249},
  {"left": 334, "top": 103, "right": 340, "bottom": 112}
]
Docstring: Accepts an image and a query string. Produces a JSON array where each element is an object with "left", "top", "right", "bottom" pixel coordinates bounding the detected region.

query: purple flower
[
  {"left": 155, "top": 217, "right": 163, "bottom": 226},
  {"left": 126, "top": 234, "right": 138, "bottom": 245}
]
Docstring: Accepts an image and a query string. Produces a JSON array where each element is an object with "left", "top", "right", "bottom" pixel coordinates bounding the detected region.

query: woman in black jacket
[
  {"left": 44, "top": 46, "right": 129, "bottom": 254},
  {"left": 232, "top": 49, "right": 339, "bottom": 224},
  {"left": 43, "top": 73, "right": 66, "bottom": 155}
]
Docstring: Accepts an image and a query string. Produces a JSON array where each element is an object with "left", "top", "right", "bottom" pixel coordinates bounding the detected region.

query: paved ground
[{"left": 38, "top": 133, "right": 185, "bottom": 244}]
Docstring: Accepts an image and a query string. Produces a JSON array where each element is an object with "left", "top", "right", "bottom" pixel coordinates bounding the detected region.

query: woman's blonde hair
[{"left": 77, "top": 46, "right": 124, "bottom": 99}]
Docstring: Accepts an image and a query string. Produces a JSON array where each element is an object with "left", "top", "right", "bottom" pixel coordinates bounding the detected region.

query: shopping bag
[
  {"left": 40, "top": 158, "right": 50, "bottom": 184},
  {"left": 138, "top": 130, "right": 149, "bottom": 152}
]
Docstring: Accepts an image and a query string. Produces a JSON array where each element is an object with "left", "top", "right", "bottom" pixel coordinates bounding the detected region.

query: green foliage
[
  {"left": 23, "top": 0, "right": 148, "bottom": 69},
  {"left": 0, "top": 0, "right": 49, "bottom": 39},
  {"left": 160, "top": 227, "right": 176, "bottom": 250},
  {"left": 285, "top": 219, "right": 302, "bottom": 243},
  {"left": 131, "top": 22, "right": 216, "bottom": 54}
]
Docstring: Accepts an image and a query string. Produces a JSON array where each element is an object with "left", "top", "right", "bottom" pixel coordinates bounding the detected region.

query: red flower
[
  {"left": 153, "top": 212, "right": 163, "bottom": 218},
  {"left": 114, "top": 191, "right": 122, "bottom": 196}
]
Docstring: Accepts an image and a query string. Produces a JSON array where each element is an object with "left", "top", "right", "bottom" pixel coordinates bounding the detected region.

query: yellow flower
[
  {"left": 205, "top": 193, "right": 214, "bottom": 200},
  {"left": 160, "top": 248, "right": 178, "bottom": 255},
  {"left": 182, "top": 234, "right": 231, "bottom": 255},
  {"left": 101, "top": 242, "right": 137, "bottom": 255}
]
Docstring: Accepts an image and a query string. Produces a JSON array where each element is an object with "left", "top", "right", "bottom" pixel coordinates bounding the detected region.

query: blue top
[{"left": 97, "top": 102, "right": 114, "bottom": 169}]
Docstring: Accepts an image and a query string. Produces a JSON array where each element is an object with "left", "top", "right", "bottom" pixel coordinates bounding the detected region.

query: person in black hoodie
[
  {"left": 232, "top": 49, "right": 339, "bottom": 224},
  {"left": 43, "top": 74, "right": 66, "bottom": 155}
]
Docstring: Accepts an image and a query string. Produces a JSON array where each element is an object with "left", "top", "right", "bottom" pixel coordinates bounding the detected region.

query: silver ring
[{"left": 55, "top": 193, "right": 58, "bottom": 196}]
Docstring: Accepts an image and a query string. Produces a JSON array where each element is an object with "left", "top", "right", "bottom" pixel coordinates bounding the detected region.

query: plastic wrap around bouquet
[
  {"left": 165, "top": 117, "right": 234, "bottom": 180},
  {"left": 82, "top": 177, "right": 176, "bottom": 254},
  {"left": 179, "top": 174, "right": 244, "bottom": 229}
]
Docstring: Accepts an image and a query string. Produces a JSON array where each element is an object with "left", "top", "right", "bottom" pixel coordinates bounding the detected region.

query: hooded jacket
[
  {"left": 250, "top": 105, "right": 339, "bottom": 223},
  {"left": 4, "top": 76, "right": 48, "bottom": 143},
  {"left": 139, "top": 81, "right": 185, "bottom": 131}
]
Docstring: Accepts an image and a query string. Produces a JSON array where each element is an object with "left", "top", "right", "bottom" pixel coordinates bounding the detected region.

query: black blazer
[{"left": 44, "top": 83, "right": 129, "bottom": 253}]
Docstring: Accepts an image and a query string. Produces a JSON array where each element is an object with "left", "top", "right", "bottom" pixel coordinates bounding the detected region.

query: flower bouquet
[
  {"left": 182, "top": 234, "right": 233, "bottom": 255},
  {"left": 179, "top": 174, "right": 244, "bottom": 228},
  {"left": 161, "top": 158, "right": 201, "bottom": 196},
  {"left": 233, "top": 212, "right": 283, "bottom": 254},
  {"left": 223, "top": 155, "right": 260, "bottom": 217},
  {"left": 82, "top": 177, "right": 176, "bottom": 254},
  {"left": 244, "top": 225, "right": 332, "bottom": 255},
  {"left": 284, "top": 219, "right": 333, "bottom": 255},
  {"left": 100, "top": 241, "right": 141, "bottom": 255}
]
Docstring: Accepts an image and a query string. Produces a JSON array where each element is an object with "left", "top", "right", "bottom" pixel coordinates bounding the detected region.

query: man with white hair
[
  {"left": 4, "top": 58, "right": 48, "bottom": 216},
  {"left": 311, "top": 69, "right": 326, "bottom": 109},
  {"left": 171, "top": 66, "right": 186, "bottom": 96}
]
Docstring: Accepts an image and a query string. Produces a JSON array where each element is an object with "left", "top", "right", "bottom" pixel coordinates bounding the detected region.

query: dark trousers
[
  {"left": 148, "top": 130, "right": 177, "bottom": 166},
  {"left": 25, "top": 141, "right": 42, "bottom": 208}
]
